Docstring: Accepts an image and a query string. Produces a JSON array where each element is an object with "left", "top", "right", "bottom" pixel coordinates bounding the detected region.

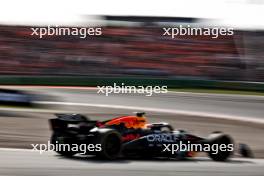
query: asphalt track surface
[
  {"left": 2, "top": 86, "right": 264, "bottom": 122},
  {"left": 16, "top": 86, "right": 264, "bottom": 123},
  {"left": 0, "top": 86, "right": 264, "bottom": 176},
  {"left": 0, "top": 149, "right": 264, "bottom": 176}
]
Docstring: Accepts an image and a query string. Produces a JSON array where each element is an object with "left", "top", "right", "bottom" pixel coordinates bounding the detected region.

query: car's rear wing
[{"left": 49, "top": 114, "right": 98, "bottom": 132}]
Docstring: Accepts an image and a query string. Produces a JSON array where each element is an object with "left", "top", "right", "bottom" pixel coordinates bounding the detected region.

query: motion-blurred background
[
  {"left": 0, "top": 0, "right": 264, "bottom": 91},
  {"left": 0, "top": 16, "right": 264, "bottom": 89}
]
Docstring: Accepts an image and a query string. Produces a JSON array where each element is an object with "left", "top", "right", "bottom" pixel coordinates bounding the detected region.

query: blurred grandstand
[{"left": 0, "top": 16, "right": 263, "bottom": 84}]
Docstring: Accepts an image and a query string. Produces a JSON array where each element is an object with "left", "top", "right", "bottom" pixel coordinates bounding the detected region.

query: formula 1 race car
[{"left": 49, "top": 112, "right": 251, "bottom": 161}]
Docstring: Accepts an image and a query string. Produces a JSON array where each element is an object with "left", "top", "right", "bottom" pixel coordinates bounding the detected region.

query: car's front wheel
[{"left": 206, "top": 133, "right": 234, "bottom": 161}]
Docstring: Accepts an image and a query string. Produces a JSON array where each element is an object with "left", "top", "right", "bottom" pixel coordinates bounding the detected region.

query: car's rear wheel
[{"left": 96, "top": 129, "right": 122, "bottom": 160}]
